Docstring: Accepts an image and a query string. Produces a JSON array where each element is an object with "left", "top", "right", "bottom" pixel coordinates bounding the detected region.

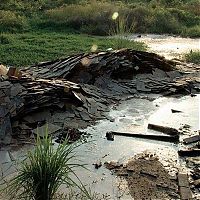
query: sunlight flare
[{"left": 112, "top": 12, "right": 119, "bottom": 20}]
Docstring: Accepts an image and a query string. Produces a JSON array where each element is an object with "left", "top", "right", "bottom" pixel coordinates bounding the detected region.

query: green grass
[
  {"left": 0, "top": 31, "right": 146, "bottom": 67},
  {"left": 185, "top": 50, "right": 200, "bottom": 64}
]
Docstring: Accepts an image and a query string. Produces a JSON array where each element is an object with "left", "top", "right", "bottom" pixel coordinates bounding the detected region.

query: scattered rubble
[
  {"left": 1, "top": 49, "right": 199, "bottom": 146},
  {"left": 55, "top": 128, "right": 85, "bottom": 144}
]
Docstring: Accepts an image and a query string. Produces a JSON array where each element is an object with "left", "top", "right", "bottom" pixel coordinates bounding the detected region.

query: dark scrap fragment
[
  {"left": 171, "top": 109, "right": 182, "bottom": 113},
  {"left": 183, "top": 135, "right": 200, "bottom": 145},
  {"left": 108, "top": 131, "right": 179, "bottom": 143},
  {"left": 148, "top": 123, "right": 180, "bottom": 136},
  {"left": 178, "top": 149, "right": 200, "bottom": 157},
  {"left": 106, "top": 132, "right": 114, "bottom": 141},
  {"left": 93, "top": 161, "right": 102, "bottom": 169}
]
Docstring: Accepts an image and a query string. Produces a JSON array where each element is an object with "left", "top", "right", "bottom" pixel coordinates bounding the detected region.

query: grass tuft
[
  {"left": 5, "top": 132, "right": 91, "bottom": 200},
  {"left": 185, "top": 50, "right": 200, "bottom": 64}
]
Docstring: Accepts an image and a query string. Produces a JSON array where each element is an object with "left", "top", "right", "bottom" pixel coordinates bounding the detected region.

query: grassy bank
[{"left": 0, "top": 31, "right": 146, "bottom": 67}]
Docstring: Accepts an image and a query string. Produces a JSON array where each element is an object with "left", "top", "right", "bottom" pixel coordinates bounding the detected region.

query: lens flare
[
  {"left": 91, "top": 44, "right": 98, "bottom": 52},
  {"left": 112, "top": 12, "right": 119, "bottom": 20}
]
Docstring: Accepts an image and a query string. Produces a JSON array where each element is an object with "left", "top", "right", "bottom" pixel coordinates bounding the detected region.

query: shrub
[
  {"left": 169, "top": 8, "right": 200, "bottom": 27},
  {"left": 130, "top": 6, "right": 152, "bottom": 33},
  {"left": 149, "top": 8, "right": 182, "bottom": 34},
  {"left": 44, "top": 2, "right": 128, "bottom": 35},
  {"left": 181, "top": 25, "right": 200, "bottom": 38},
  {"left": 0, "top": 10, "right": 28, "bottom": 32},
  {"left": 183, "top": 0, "right": 200, "bottom": 16},
  {"left": 185, "top": 50, "right": 200, "bottom": 64}
]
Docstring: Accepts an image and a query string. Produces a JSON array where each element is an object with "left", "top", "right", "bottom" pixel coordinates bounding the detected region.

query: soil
[{"left": 105, "top": 152, "right": 179, "bottom": 200}]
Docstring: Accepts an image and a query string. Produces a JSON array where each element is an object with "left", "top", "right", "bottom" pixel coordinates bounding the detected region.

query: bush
[
  {"left": 169, "top": 8, "right": 200, "bottom": 27},
  {"left": 185, "top": 50, "right": 200, "bottom": 64},
  {"left": 0, "top": 10, "right": 28, "bottom": 32},
  {"left": 181, "top": 25, "right": 200, "bottom": 38},
  {"left": 183, "top": 0, "right": 200, "bottom": 16},
  {"left": 149, "top": 8, "right": 182, "bottom": 34},
  {"left": 130, "top": 6, "right": 152, "bottom": 33},
  {"left": 44, "top": 2, "right": 128, "bottom": 35}
]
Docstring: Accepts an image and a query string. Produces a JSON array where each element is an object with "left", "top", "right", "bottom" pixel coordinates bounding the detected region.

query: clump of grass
[
  {"left": 109, "top": 12, "right": 141, "bottom": 50},
  {"left": 0, "top": 34, "right": 14, "bottom": 44},
  {"left": 5, "top": 133, "right": 90, "bottom": 200},
  {"left": 185, "top": 50, "right": 200, "bottom": 64}
]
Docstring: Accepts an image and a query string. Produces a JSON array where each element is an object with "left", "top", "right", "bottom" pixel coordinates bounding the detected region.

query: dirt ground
[{"left": 105, "top": 152, "right": 179, "bottom": 200}]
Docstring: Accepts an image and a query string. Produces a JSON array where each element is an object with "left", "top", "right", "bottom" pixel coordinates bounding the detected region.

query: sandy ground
[{"left": 130, "top": 34, "right": 200, "bottom": 59}]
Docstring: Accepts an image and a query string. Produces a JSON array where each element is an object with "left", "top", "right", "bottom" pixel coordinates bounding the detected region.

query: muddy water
[
  {"left": 0, "top": 94, "right": 199, "bottom": 199},
  {"left": 73, "top": 94, "right": 199, "bottom": 199},
  {"left": 129, "top": 34, "right": 200, "bottom": 59}
]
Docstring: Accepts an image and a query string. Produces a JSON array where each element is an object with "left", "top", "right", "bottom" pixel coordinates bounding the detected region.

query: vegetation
[
  {"left": 4, "top": 133, "right": 90, "bottom": 200},
  {"left": 0, "top": 0, "right": 199, "bottom": 36},
  {"left": 0, "top": 31, "right": 146, "bottom": 67},
  {"left": 185, "top": 50, "right": 200, "bottom": 64},
  {"left": 0, "top": 0, "right": 199, "bottom": 66}
]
